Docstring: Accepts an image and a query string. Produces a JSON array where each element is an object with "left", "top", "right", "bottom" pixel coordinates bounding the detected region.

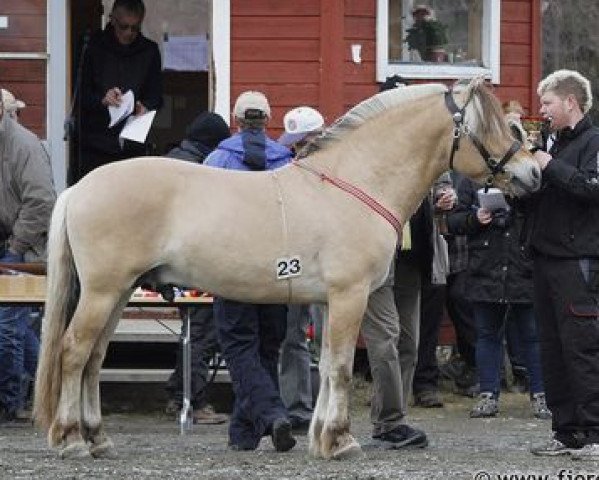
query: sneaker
[
  {"left": 530, "top": 393, "right": 551, "bottom": 420},
  {"left": 413, "top": 390, "right": 444, "bottom": 408},
  {"left": 372, "top": 424, "right": 429, "bottom": 449},
  {"left": 193, "top": 405, "right": 228, "bottom": 425},
  {"left": 469, "top": 392, "right": 499, "bottom": 418},
  {"left": 271, "top": 418, "right": 296, "bottom": 452},
  {"left": 530, "top": 438, "right": 574, "bottom": 456},
  {"left": 571, "top": 443, "right": 599, "bottom": 461}
]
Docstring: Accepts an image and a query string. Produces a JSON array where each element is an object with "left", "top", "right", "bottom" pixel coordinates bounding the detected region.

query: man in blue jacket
[{"left": 204, "top": 91, "right": 295, "bottom": 452}]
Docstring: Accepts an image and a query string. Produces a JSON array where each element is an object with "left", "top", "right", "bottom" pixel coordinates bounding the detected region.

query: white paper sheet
[
  {"left": 119, "top": 110, "right": 156, "bottom": 144},
  {"left": 163, "top": 35, "right": 208, "bottom": 72},
  {"left": 108, "top": 90, "right": 135, "bottom": 128},
  {"left": 477, "top": 188, "right": 509, "bottom": 212}
]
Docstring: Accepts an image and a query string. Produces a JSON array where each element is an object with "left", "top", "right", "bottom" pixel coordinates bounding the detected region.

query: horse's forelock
[{"left": 465, "top": 80, "right": 512, "bottom": 143}]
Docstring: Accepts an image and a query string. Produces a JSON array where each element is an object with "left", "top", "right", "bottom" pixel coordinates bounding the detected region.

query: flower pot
[{"left": 426, "top": 47, "right": 447, "bottom": 63}]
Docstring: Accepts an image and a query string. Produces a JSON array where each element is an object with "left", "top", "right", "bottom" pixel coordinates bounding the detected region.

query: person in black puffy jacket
[{"left": 446, "top": 177, "right": 549, "bottom": 420}]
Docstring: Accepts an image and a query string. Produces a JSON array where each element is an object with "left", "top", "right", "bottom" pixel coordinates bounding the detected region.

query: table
[{"left": 0, "top": 279, "right": 212, "bottom": 435}]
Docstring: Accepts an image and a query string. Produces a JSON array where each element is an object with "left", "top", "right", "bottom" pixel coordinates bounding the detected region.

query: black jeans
[
  {"left": 412, "top": 281, "right": 446, "bottom": 394},
  {"left": 165, "top": 306, "right": 218, "bottom": 409},
  {"left": 534, "top": 256, "right": 599, "bottom": 446},
  {"left": 214, "top": 298, "right": 288, "bottom": 448}
]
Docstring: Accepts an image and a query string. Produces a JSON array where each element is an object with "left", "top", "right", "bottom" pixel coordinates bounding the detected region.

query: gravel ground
[{"left": 0, "top": 382, "right": 587, "bottom": 479}]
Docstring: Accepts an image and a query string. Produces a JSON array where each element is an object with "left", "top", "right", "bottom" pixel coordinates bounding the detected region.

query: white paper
[
  {"left": 119, "top": 110, "right": 156, "bottom": 144},
  {"left": 108, "top": 90, "right": 135, "bottom": 128},
  {"left": 163, "top": 35, "right": 208, "bottom": 72},
  {"left": 477, "top": 188, "right": 509, "bottom": 212}
]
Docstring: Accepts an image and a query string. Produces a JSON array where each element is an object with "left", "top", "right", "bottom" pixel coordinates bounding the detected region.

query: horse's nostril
[{"left": 531, "top": 166, "right": 540, "bottom": 181}]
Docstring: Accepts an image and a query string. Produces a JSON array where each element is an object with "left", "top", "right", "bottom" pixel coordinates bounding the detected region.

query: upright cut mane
[{"left": 297, "top": 83, "right": 448, "bottom": 158}]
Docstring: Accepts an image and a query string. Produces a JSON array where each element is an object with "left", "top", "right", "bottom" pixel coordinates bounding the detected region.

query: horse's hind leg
[
  {"left": 49, "top": 292, "right": 118, "bottom": 459},
  {"left": 319, "top": 288, "right": 368, "bottom": 460},
  {"left": 82, "top": 293, "right": 131, "bottom": 459},
  {"left": 309, "top": 305, "right": 330, "bottom": 458}
]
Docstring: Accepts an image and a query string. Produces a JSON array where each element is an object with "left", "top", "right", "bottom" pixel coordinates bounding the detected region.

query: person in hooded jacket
[
  {"left": 203, "top": 91, "right": 296, "bottom": 452},
  {"left": 163, "top": 111, "right": 230, "bottom": 425},
  {"left": 77, "top": 0, "right": 163, "bottom": 181}
]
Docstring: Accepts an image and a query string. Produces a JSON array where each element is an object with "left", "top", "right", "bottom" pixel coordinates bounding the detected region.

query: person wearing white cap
[
  {"left": 276, "top": 105, "right": 324, "bottom": 434},
  {"left": 0, "top": 89, "right": 26, "bottom": 121},
  {"left": 204, "top": 91, "right": 296, "bottom": 452},
  {"left": 0, "top": 86, "right": 56, "bottom": 426},
  {"left": 278, "top": 106, "right": 324, "bottom": 152}
]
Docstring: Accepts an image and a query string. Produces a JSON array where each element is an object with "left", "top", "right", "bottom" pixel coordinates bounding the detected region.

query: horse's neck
[{"left": 317, "top": 111, "right": 451, "bottom": 223}]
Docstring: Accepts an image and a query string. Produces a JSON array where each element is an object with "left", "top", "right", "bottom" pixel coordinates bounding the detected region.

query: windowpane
[{"left": 388, "top": 0, "right": 484, "bottom": 65}]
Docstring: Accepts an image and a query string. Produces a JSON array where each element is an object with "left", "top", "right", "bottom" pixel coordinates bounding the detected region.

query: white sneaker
[{"left": 571, "top": 443, "right": 599, "bottom": 461}]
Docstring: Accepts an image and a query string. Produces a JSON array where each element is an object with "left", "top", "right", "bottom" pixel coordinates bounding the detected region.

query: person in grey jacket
[{"left": 0, "top": 90, "right": 56, "bottom": 425}]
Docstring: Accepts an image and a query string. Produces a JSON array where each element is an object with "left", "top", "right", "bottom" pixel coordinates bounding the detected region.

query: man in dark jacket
[
  {"left": 77, "top": 0, "right": 163, "bottom": 180},
  {"left": 528, "top": 70, "right": 599, "bottom": 460},
  {"left": 163, "top": 112, "right": 230, "bottom": 425}
]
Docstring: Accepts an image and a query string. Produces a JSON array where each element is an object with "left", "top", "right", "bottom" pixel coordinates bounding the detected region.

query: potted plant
[{"left": 405, "top": 15, "right": 448, "bottom": 62}]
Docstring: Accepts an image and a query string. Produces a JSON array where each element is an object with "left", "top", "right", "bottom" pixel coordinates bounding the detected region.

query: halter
[{"left": 444, "top": 90, "right": 521, "bottom": 189}]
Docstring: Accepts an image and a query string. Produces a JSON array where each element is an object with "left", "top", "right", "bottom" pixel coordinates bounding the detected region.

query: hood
[{"left": 185, "top": 112, "right": 231, "bottom": 150}]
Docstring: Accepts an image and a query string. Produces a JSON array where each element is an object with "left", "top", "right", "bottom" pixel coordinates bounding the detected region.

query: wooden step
[{"left": 100, "top": 368, "right": 231, "bottom": 383}]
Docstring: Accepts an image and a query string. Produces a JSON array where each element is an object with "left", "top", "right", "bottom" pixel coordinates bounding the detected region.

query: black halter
[{"left": 444, "top": 90, "right": 521, "bottom": 188}]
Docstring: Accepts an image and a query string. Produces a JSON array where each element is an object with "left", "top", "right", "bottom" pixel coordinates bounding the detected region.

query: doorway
[{"left": 67, "top": 0, "right": 213, "bottom": 185}]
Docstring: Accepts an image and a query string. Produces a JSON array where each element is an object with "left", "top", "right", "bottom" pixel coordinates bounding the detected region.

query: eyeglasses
[{"left": 111, "top": 15, "right": 141, "bottom": 33}]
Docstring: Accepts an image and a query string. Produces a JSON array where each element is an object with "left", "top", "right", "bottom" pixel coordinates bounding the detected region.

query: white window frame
[{"left": 376, "top": 0, "right": 500, "bottom": 83}]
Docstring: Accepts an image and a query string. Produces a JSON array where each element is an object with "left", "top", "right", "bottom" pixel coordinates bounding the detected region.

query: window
[{"left": 376, "top": 0, "right": 500, "bottom": 82}]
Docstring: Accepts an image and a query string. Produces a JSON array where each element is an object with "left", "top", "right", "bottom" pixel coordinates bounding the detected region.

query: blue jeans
[
  {"left": 0, "top": 306, "right": 38, "bottom": 413},
  {"left": 473, "top": 302, "right": 544, "bottom": 398}
]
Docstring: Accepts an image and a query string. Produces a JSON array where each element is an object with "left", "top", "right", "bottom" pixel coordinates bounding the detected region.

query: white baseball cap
[
  {"left": 233, "top": 91, "right": 271, "bottom": 119},
  {"left": 279, "top": 106, "right": 324, "bottom": 146},
  {"left": 1, "top": 88, "right": 26, "bottom": 114}
]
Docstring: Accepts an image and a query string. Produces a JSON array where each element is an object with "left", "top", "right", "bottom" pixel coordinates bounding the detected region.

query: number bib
[{"left": 276, "top": 256, "right": 302, "bottom": 280}]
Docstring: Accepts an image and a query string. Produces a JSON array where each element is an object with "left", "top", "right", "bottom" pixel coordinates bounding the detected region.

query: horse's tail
[{"left": 33, "top": 188, "right": 79, "bottom": 437}]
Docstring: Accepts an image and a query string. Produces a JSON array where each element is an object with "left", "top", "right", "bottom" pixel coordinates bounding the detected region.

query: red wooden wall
[
  {"left": 231, "top": 0, "right": 542, "bottom": 134},
  {"left": 0, "top": 0, "right": 47, "bottom": 137}
]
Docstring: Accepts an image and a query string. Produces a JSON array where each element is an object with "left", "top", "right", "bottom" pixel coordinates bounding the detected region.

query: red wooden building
[{"left": 0, "top": 0, "right": 542, "bottom": 190}]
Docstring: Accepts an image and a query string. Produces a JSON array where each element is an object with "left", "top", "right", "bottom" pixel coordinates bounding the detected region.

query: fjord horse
[{"left": 34, "top": 79, "right": 540, "bottom": 459}]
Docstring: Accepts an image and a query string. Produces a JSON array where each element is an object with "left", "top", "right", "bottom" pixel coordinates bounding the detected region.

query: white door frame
[
  {"left": 212, "top": 0, "right": 230, "bottom": 124},
  {"left": 48, "top": 1, "right": 68, "bottom": 192}
]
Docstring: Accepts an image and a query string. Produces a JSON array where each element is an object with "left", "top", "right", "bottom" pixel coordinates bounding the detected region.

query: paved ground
[{"left": 0, "top": 381, "right": 590, "bottom": 479}]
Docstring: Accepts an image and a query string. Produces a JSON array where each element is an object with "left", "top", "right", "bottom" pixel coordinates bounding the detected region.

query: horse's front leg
[
  {"left": 319, "top": 288, "right": 368, "bottom": 460},
  {"left": 309, "top": 305, "right": 330, "bottom": 457}
]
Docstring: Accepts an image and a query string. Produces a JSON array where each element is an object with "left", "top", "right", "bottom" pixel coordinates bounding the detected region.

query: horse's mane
[
  {"left": 297, "top": 83, "right": 447, "bottom": 158},
  {"left": 297, "top": 79, "right": 512, "bottom": 159}
]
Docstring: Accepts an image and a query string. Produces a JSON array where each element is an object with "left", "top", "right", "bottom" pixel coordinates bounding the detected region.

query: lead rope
[
  {"left": 292, "top": 160, "right": 403, "bottom": 244},
  {"left": 270, "top": 171, "right": 294, "bottom": 303}
]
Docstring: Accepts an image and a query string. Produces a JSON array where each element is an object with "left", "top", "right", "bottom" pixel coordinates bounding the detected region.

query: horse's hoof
[
  {"left": 331, "top": 436, "right": 363, "bottom": 460},
  {"left": 90, "top": 439, "right": 118, "bottom": 459},
  {"left": 59, "top": 441, "right": 91, "bottom": 459}
]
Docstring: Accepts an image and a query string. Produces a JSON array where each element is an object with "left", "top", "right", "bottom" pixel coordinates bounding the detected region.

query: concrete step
[
  {"left": 112, "top": 319, "right": 181, "bottom": 343},
  {"left": 100, "top": 367, "right": 230, "bottom": 383}
]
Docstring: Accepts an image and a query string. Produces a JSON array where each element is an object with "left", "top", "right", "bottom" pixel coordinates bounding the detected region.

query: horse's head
[{"left": 448, "top": 78, "right": 541, "bottom": 196}]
